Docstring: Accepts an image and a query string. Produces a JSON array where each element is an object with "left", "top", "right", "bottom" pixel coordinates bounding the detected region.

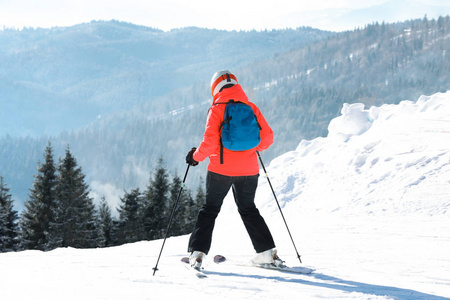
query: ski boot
[
  {"left": 189, "top": 251, "right": 205, "bottom": 270},
  {"left": 251, "top": 248, "right": 285, "bottom": 268}
]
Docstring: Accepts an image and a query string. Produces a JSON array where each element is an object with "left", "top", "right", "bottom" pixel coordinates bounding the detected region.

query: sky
[{"left": 1, "top": 0, "right": 449, "bottom": 32}]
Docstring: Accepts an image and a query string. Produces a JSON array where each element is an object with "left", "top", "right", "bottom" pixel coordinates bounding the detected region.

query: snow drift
[{"left": 261, "top": 91, "right": 450, "bottom": 217}]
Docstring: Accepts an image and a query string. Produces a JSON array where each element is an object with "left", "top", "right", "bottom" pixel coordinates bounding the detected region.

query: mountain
[
  {"left": 1, "top": 16, "right": 449, "bottom": 211},
  {"left": 244, "top": 16, "right": 449, "bottom": 153},
  {"left": 0, "top": 20, "right": 330, "bottom": 137},
  {"left": 1, "top": 91, "right": 448, "bottom": 300}
]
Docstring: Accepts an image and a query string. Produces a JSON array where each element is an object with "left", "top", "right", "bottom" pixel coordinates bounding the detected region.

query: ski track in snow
[{"left": 1, "top": 91, "right": 450, "bottom": 300}]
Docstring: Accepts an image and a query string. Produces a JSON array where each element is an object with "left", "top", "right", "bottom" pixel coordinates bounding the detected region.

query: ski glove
[{"left": 186, "top": 147, "right": 199, "bottom": 166}]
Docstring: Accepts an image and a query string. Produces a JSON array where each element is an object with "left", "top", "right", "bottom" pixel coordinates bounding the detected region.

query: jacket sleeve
[
  {"left": 193, "top": 107, "right": 222, "bottom": 162},
  {"left": 254, "top": 106, "right": 273, "bottom": 152}
]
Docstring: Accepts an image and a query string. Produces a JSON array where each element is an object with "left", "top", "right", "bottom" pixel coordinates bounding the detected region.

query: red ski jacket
[{"left": 193, "top": 84, "right": 273, "bottom": 176}]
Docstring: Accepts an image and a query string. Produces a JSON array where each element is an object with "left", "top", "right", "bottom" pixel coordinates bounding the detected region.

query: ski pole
[
  {"left": 152, "top": 164, "right": 190, "bottom": 276},
  {"left": 257, "top": 151, "right": 302, "bottom": 264}
]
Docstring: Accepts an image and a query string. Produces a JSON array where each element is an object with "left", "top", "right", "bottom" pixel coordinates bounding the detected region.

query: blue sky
[{"left": 0, "top": 0, "right": 449, "bottom": 31}]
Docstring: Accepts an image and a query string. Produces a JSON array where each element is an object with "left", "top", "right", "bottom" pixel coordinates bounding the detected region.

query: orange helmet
[{"left": 210, "top": 70, "right": 238, "bottom": 96}]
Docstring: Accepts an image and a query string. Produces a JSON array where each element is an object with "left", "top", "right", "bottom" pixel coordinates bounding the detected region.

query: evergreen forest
[{"left": 0, "top": 144, "right": 203, "bottom": 252}]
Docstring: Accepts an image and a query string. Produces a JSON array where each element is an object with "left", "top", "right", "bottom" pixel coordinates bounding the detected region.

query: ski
[
  {"left": 181, "top": 257, "right": 207, "bottom": 278},
  {"left": 213, "top": 254, "right": 226, "bottom": 263},
  {"left": 252, "top": 263, "right": 314, "bottom": 274},
  {"left": 212, "top": 254, "right": 314, "bottom": 274}
]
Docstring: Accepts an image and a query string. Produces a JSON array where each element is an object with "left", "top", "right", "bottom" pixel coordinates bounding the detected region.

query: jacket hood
[{"left": 213, "top": 84, "right": 248, "bottom": 104}]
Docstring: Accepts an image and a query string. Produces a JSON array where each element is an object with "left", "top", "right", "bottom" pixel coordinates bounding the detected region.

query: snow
[{"left": 1, "top": 91, "right": 450, "bottom": 299}]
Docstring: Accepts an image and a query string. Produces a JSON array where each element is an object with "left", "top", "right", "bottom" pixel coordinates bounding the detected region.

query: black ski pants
[{"left": 188, "top": 171, "right": 275, "bottom": 255}]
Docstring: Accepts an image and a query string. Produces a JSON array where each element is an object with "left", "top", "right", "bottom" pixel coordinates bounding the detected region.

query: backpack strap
[
  {"left": 218, "top": 100, "right": 234, "bottom": 164},
  {"left": 255, "top": 114, "right": 262, "bottom": 130},
  {"left": 220, "top": 137, "right": 224, "bottom": 164}
]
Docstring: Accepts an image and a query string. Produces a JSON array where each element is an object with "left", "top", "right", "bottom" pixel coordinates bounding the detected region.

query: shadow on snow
[{"left": 201, "top": 270, "right": 448, "bottom": 300}]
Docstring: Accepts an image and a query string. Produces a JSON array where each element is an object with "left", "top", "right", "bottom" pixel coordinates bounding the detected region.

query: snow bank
[
  {"left": 328, "top": 102, "right": 373, "bottom": 142},
  {"left": 260, "top": 91, "right": 450, "bottom": 217}
]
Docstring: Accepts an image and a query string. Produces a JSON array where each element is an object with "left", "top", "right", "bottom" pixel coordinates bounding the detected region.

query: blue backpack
[{"left": 218, "top": 100, "right": 262, "bottom": 164}]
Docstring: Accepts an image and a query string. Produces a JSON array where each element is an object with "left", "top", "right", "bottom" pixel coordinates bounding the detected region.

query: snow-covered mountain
[{"left": 1, "top": 91, "right": 449, "bottom": 299}]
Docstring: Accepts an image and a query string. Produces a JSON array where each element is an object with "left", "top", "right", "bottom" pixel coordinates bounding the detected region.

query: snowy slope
[
  {"left": 261, "top": 91, "right": 450, "bottom": 217},
  {"left": 1, "top": 91, "right": 449, "bottom": 300}
]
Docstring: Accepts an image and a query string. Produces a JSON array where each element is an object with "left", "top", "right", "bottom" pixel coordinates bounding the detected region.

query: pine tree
[
  {"left": 116, "top": 188, "right": 143, "bottom": 245},
  {"left": 184, "top": 178, "right": 204, "bottom": 232},
  {"left": 98, "top": 196, "right": 116, "bottom": 247},
  {"left": 0, "top": 176, "right": 19, "bottom": 252},
  {"left": 20, "top": 143, "right": 57, "bottom": 250},
  {"left": 194, "top": 178, "right": 205, "bottom": 213},
  {"left": 142, "top": 158, "right": 170, "bottom": 240},
  {"left": 168, "top": 173, "right": 193, "bottom": 236},
  {"left": 47, "top": 147, "right": 99, "bottom": 249}
]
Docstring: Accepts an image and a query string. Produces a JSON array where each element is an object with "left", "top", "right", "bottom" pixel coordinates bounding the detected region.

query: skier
[{"left": 185, "top": 70, "right": 283, "bottom": 270}]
